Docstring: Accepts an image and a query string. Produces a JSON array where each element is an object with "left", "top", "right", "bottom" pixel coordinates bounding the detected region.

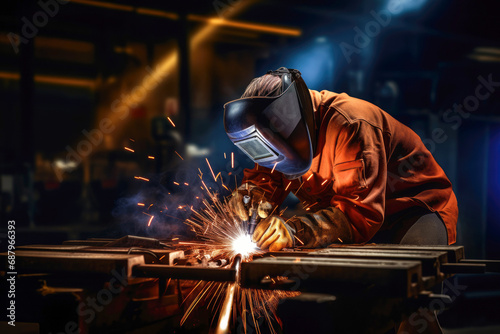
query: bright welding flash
[{"left": 232, "top": 233, "right": 257, "bottom": 259}]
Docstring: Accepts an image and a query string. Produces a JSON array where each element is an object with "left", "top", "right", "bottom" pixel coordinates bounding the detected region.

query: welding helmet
[{"left": 224, "top": 67, "right": 316, "bottom": 178}]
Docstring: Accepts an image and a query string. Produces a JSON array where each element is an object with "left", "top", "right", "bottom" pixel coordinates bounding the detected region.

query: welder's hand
[
  {"left": 228, "top": 184, "right": 272, "bottom": 222},
  {"left": 243, "top": 184, "right": 269, "bottom": 210},
  {"left": 228, "top": 191, "right": 249, "bottom": 222},
  {"left": 252, "top": 216, "right": 295, "bottom": 252},
  {"left": 287, "top": 207, "right": 354, "bottom": 248}
]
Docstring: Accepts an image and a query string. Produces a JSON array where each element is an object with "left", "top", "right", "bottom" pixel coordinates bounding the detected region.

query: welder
[{"left": 224, "top": 67, "right": 458, "bottom": 253}]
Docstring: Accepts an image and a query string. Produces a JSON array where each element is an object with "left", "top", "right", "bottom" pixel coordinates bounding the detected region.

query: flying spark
[
  {"left": 167, "top": 117, "right": 176, "bottom": 127},
  {"left": 175, "top": 151, "right": 184, "bottom": 160},
  {"left": 206, "top": 158, "right": 217, "bottom": 181},
  {"left": 125, "top": 138, "right": 300, "bottom": 332},
  {"left": 147, "top": 215, "right": 154, "bottom": 227}
]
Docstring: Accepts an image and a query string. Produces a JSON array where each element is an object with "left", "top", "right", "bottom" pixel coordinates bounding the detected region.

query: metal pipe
[{"left": 215, "top": 255, "right": 242, "bottom": 334}]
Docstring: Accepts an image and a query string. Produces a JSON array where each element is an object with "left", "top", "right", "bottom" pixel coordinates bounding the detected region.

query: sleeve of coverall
[
  {"left": 329, "top": 120, "right": 388, "bottom": 243},
  {"left": 241, "top": 164, "right": 291, "bottom": 207}
]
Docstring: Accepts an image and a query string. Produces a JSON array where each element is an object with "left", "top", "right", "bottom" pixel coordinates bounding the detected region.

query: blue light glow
[
  {"left": 281, "top": 37, "right": 334, "bottom": 90},
  {"left": 386, "top": 0, "right": 428, "bottom": 15}
]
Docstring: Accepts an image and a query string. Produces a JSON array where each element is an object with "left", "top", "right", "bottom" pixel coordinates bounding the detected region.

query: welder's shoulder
[{"left": 318, "top": 91, "right": 390, "bottom": 131}]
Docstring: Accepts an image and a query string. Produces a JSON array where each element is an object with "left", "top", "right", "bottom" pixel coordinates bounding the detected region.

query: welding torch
[
  {"left": 242, "top": 195, "right": 251, "bottom": 232},
  {"left": 230, "top": 189, "right": 272, "bottom": 235},
  {"left": 248, "top": 201, "right": 273, "bottom": 235},
  {"left": 243, "top": 194, "right": 264, "bottom": 235}
]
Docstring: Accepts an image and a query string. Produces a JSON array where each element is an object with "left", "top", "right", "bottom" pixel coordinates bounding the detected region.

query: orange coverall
[{"left": 242, "top": 90, "right": 458, "bottom": 245}]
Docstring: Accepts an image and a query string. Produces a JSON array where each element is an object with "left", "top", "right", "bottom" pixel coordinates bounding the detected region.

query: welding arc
[{"left": 216, "top": 254, "right": 242, "bottom": 334}]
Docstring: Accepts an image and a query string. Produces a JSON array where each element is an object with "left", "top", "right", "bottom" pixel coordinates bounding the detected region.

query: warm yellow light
[
  {"left": 136, "top": 7, "right": 178, "bottom": 20},
  {"left": 189, "top": 14, "right": 301, "bottom": 36},
  {"left": 0, "top": 72, "right": 95, "bottom": 89},
  {"left": 231, "top": 233, "right": 257, "bottom": 259},
  {"left": 71, "top": 0, "right": 133, "bottom": 12}
]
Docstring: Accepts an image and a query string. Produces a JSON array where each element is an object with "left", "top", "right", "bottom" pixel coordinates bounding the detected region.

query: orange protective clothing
[{"left": 241, "top": 90, "right": 458, "bottom": 244}]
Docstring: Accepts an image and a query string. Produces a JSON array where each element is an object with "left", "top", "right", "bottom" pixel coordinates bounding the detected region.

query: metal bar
[
  {"left": 18, "top": 245, "right": 184, "bottom": 265},
  {"left": 133, "top": 264, "right": 237, "bottom": 282},
  {"left": 215, "top": 255, "right": 241, "bottom": 334},
  {"left": 314, "top": 249, "right": 447, "bottom": 277},
  {"left": 459, "top": 259, "right": 500, "bottom": 273},
  {"left": 1, "top": 250, "right": 144, "bottom": 277},
  {"left": 241, "top": 256, "right": 422, "bottom": 298},
  {"left": 339, "top": 244, "right": 465, "bottom": 263},
  {"left": 266, "top": 248, "right": 447, "bottom": 277},
  {"left": 215, "top": 282, "right": 237, "bottom": 334},
  {"left": 440, "top": 263, "right": 486, "bottom": 274},
  {"left": 104, "top": 235, "right": 164, "bottom": 248},
  {"left": 63, "top": 239, "right": 113, "bottom": 246}
]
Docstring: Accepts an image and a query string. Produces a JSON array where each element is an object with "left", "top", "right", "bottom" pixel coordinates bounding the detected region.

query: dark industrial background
[{"left": 1, "top": 0, "right": 500, "bottom": 261}]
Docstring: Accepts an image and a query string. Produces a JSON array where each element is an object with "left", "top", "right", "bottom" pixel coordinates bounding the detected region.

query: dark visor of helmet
[
  {"left": 224, "top": 82, "right": 301, "bottom": 139},
  {"left": 233, "top": 136, "right": 279, "bottom": 161},
  {"left": 224, "top": 78, "right": 313, "bottom": 176}
]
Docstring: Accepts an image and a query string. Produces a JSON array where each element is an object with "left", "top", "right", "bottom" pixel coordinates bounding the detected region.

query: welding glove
[
  {"left": 228, "top": 183, "right": 271, "bottom": 222},
  {"left": 287, "top": 207, "right": 354, "bottom": 248},
  {"left": 252, "top": 216, "right": 295, "bottom": 252}
]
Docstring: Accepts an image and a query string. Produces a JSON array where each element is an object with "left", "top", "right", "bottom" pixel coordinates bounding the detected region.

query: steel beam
[
  {"left": 18, "top": 245, "right": 184, "bottom": 265},
  {"left": 1, "top": 250, "right": 144, "bottom": 278},
  {"left": 241, "top": 256, "right": 422, "bottom": 298},
  {"left": 265, "top": 248, "right": 447, "bottom": 277},
  {"left": 334, "top": 244, "right": 465, "bottom": 263}
]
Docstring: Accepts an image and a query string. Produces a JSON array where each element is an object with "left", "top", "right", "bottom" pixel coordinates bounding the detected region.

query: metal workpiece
[
  {"left": 133, "top": 255, "right": 241, "bottom": 282},
  {"left": 240, "top": 256, "right": 422, "bottom": 298},
  {"left": 458, "top": 259, "right": 500, "bottom": 273},
  {"left": 62, "top": 236, "right": 179, "bottom": 248},
  {"left": 263, "top": 248, "right": 447, "bottom": 278},
  {"left": 1, "top": 250, "right": 145, "bottom": 278},
  {"left": 133, "top": 264, "right": 237, "bottom": 282},
  {"left": 63, "top": 238, "right": 115, "bottom": 246},
  {"left": 440, "top": 262, "right": 486, "bottom": 274},
  {"left": 18, "top": 244, "right": 185, "bottom": 265},
  {"left": 215, "top": 254, "right": 242, "bottom": 334},
  {"left": 311, "top": 248, "right": 448, "bottom": 277},
  {"left": 231, "top": 254, "right": 242, "bottom": 282},
  {"left": 332, "top": 244, "right": 499, "bottom": 273},
  {"left": 332, "top": 244, "right": 466, "bottom": 263},
  {"left": 134, "top": 254, "right": 241, "bottom": 282}
]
